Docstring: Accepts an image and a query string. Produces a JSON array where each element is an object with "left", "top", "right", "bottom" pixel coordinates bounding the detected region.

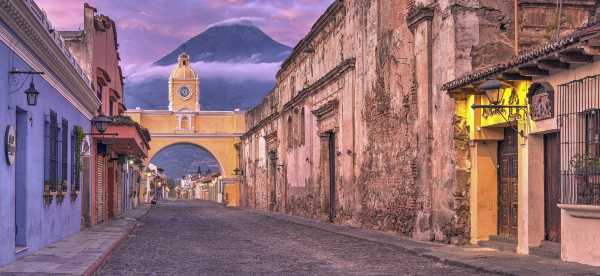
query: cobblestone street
[{"left": 99, "top": 200, "right": 492, "bottom": 275}]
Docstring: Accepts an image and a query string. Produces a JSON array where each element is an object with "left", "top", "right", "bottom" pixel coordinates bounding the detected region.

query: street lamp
[
  {"left": 479, "top": 78, "right": 502, "bottom": 105},
  {"left": 92, "top": 115, "right": 112, "bottom": 135}
]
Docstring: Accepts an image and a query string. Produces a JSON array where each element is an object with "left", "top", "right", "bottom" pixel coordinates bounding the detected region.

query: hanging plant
[{"left": 71, "top": 126, "right": 85, "bottom": 199}]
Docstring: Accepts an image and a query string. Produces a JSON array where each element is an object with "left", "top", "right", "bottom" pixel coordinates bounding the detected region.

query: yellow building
[
  {"left": 126, "top": 53, "right": 245, "bottom": 206},
  {"left": 442, "top": 23, "right": 600, "bottom": 266}
]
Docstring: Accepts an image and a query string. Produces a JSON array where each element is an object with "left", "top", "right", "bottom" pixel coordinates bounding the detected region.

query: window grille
[
  {"left": 49, "top": 111, "right": 58, "bottom": 192},
  {"left": 61, "top": 119, "right": 69, "bottom": 192},
  {"left": 558, "top": 74, "right": 600, "bottom": 205},
  {"left": 70, "top": 127, "right": 81, "bottom": 193}
]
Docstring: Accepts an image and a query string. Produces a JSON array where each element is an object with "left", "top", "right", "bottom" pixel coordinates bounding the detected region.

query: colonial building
[
  {"left": 127, "top": 53, "right": 244, "bottom": 207},
  {"left": 241, "top": 0, "right": 597, "bottom": 246},
  {"left": 443, "top": 20, "right": 600, "bottom": 266},
  {"left": 0, "top": 0, "right": 98, "bottom": 265},
  {"left": 61, "top": 4, "right": 150, "bottom": 225}
]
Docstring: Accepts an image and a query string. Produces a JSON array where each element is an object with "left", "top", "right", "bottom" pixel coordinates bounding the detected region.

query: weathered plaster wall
[{"left": 241, "top": 0, "right": 597, "bottom": 244}]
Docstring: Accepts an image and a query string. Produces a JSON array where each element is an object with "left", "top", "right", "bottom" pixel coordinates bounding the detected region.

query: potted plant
[
  {"left": 569, "top": 154, "right": 600, "bottom": 204},
  {"left": 43, "top": 181, "right": 54, "bottom": 205}
]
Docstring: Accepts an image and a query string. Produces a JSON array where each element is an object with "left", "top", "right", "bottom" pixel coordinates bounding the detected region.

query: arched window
[{"left": 287, "top": 115, "right": 293, "bottom": 149}]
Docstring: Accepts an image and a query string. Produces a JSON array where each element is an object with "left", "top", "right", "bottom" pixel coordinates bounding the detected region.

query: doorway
[
  {"left": 498, "top": 127, "right": 518, "bottom": 237},
  {"left": 544, "top": 132, "right": 561, "bottom": 242},
  {"left": 327, "top": 131, "right": 336, "bottom": 222},
  {"left": 15, "top": 108, "right": 27, "bottom": 250}
]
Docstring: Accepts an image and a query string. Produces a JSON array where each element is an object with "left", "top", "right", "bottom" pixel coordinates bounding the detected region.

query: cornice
[
  {"left": 127, "top": 109, "right": 244, "bottom": 116},
  {"left": 242, "top": 112, "right": 279, "bottom": 139},
  {"left": 282, "top": 57, "right": 355, "bottom": 112},
  {"left": 0, "top": 0, "right": 100, "bottom": 118},
  {"left": 150, "top": 133, "right": 243, "bottom": 138},
  {"left": 277, "top": 0, "right": 345, "bottom": 78},
  {"left": 242, "top": 57, "right": 355, "bottom": 140},
  {"left": 312, "top": 99, "right": 339, "bottom": 120},
  {"left": 407, "top": 5, "right": 434, "bottom": 31}
]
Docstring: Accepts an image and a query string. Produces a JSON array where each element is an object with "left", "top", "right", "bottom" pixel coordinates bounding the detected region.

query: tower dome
[{"left": 170, "top": 53, "right": 197, "bottom": 80}]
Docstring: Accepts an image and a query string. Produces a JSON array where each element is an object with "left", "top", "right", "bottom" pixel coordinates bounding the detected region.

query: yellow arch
[{"left": 147, "top": 136, "right": 240, "bottom": 178}]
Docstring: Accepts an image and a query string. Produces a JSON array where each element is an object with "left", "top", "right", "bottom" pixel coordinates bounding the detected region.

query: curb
[
  {"left": 246, "top": 209, "right": 513, "bottom": 276},
  {"left": 83, "top": 207, "right": 150, "bottom": 276},
  {"left": 83, "top": 223, "right": 137, "bottom": 276}
]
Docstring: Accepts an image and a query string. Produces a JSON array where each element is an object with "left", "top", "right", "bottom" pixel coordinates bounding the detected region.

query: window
[
  {"left": 47, "top": 110, "right": 58, "bottom": 192},
  {"left": 287, "top": 115, "right": 293, "bottom": 149},
  {"left": 290, "top": 76, "right": 296, "bottom": 99},
  {"left": 300, "top": 108, "right": 306, "bottom": 146},
  {"left": 71, "top": 126, "right": 83, "bottom": 194},
  {"left": 61, "top": 119, "right": 69, "bottom": 192},
  {"left": 584, "top": 110, "right": 600, "bottom": 160}
]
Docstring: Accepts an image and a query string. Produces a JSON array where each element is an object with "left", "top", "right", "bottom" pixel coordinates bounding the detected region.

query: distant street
[{"left": 99, "top": 200, "right": 493, "bottom": 275}]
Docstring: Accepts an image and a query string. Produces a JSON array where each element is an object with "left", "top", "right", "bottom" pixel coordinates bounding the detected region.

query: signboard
[
  {"left": 81, "top": 136, "right": 91, "bottom": 157},
  {"left": 528, "top": 82, "right": 554, "bottom": 121},
  {"left": 5, "top": 125, "right": 16, "bottom": 165}
]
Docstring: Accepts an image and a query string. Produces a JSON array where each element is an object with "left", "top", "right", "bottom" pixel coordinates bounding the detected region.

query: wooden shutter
[{"left": 96, "top": 156, "right": 105, "bottom": 223}]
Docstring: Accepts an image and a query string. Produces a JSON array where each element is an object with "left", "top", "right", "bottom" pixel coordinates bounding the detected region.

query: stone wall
[{"left": 241, "top": 0, "right": 597, "bottom": 244}]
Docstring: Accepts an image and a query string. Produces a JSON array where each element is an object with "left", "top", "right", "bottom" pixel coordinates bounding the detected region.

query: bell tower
[{"left": 168, "top": 53, "right": 200, "bottom": 112}]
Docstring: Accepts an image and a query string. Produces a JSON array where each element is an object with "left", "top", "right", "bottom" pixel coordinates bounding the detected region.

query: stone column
[{"left": 408, "top": 4, "right": 434, "bottom": 241}]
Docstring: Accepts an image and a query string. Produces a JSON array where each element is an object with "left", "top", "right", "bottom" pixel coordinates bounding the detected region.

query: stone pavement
[
  {"left": 248, "top": 208, "right": 600, "bottom": 276},
  {"left": 101, "top": 200, "right": 493, "bottom": 275},
  {"left": 0, "top": 205, "right": 150, "bottom": 276}
]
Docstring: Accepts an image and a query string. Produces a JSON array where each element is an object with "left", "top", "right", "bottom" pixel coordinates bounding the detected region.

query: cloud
[
  {"left": 205, "top": 17, "right": 264, "bottom": 29},
  {"left": 126, "top": 61, "right": 281, "bottom": 84},
  {"left": 36, "top": 0, "right": 334, "bottom": 66}
]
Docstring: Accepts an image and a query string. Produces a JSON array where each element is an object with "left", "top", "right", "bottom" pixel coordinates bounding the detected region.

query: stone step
[{"left": 479, "top": 236, "right": 517, "bottom": 253}]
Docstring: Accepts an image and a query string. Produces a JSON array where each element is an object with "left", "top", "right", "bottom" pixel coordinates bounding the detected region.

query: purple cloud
[{"left": 35, "top": 0, "right": 333, "bottom": 68}]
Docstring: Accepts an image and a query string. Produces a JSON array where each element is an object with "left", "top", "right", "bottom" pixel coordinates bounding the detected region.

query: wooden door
[
  {"left": 544, "top": 133, "right": 561, "bottom": 242},
  {"left": 498, "top": 128, "right": 518, "bottom": 237}
]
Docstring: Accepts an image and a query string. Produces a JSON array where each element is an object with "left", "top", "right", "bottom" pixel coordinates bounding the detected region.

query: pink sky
[{"left": 36, "top": 0, "right": 332, "bottom": 69}]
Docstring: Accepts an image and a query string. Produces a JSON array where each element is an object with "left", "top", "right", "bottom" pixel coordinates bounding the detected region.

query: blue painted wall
[{"left": 0, "top": 21, "right": 92, "bottom": 265}]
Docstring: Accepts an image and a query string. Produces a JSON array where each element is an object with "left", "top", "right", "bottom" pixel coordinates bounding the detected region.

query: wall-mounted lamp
[{"left": 9, "top": 69, "right": 44, "bottom": 106}]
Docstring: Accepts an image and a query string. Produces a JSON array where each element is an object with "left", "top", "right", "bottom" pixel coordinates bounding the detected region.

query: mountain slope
[
  {"left": 155, "top": 22, "right": 291, "bottom": 65},
  {"left": 125, "top": 21, "right": 289, "bottom": 111}
]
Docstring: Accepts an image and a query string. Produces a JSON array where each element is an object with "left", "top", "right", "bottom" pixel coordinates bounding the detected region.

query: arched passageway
[{"left": 150, "top": 143, "right": 222, "bottom": 180}]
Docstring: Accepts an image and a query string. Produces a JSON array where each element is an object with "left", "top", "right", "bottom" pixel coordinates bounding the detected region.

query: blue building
[{"left": 0, "top": 0, "right": 99, "bottom": 265}]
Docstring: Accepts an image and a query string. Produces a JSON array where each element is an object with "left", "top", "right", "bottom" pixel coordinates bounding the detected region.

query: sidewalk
[
  {"left": 0, "top": 205, "right": 150, "bottom": 276},
  {"left": 247, "top": 208, "right": 600, "bottom": 276}
]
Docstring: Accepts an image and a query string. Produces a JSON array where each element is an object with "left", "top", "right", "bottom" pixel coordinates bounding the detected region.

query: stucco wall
[{"left": 0, "top": 32, "right": 91, "bottom": 265}]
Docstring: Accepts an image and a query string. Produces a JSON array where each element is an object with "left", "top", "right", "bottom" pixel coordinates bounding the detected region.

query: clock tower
[{"left": 168, "top": 53, "right": 199, "bottom": 112}]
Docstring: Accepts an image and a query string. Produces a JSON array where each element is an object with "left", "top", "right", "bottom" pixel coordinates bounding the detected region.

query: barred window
[
  {"left": 61, "top": 119, "right": 69, "bottom": 192},
  {"left": 71, "top": 126, "right": 82, "bottom": 193},
  {"left": 583, "top": 110, "right": 600, "bottom": 161},
  {"left": 48, "top": 111, "right": 58, "bottom": 192}
]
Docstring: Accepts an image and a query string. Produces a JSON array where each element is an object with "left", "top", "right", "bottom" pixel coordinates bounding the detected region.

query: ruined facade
[{"left": 241, "top": 0, "right": 597, "bottom": 243}]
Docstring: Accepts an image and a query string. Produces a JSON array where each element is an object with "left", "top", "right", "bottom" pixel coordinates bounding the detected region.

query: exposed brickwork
[{"left": 240, "top": 0, "right": 595, "bottom": 245}]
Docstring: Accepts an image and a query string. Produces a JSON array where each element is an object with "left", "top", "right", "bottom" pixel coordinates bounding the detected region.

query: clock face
[{"left": 179, "top": 87, "right": 191, "bottom": 99}]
